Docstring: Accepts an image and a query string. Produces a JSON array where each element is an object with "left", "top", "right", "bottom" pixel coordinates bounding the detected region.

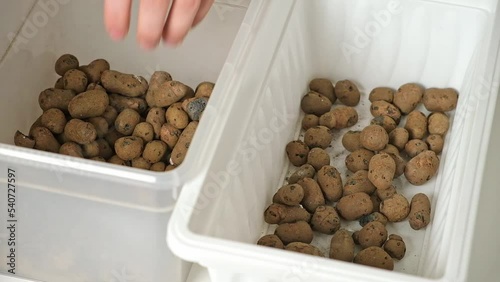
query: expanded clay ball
[
  {"left": 182, "top": 97, "right": 208, "bottom": 121},
  {"left": 55, "top": 54, "right": 79, "bottom": 76},
  {"left": 360, "top": 125, "right": 389, "bottom": 151},
  {"left": 86, "top": 83, "right": 105, "bottom": 91},
  {"left": 404, "top": 150, "right": 440, "bottom": 185},
  {"left": 133, "top": 122, "right": 155, "bottom": 143},
  {"left": 330, "top": 229, "right": 355, "bottom": 262},
  {"left": 54, "top": 77, "right": 64, "bottom": 89},
  {"left": 274, "top": 221, "right": 314, "bottom": 245},
  {"left": 367, "top": 153, "right": 396, "bottom": 190},
  {"left": 82, "top": 141, "right": 100, "bottom": 158},
  {"left": 87, "top": 117, "right": 109, "bottom": 139},
  {"left": 309, "top": 78, "right": 336, "bottom": 103},
  {"left": 426, "top": 134, "right": 444, "bottom": 154},
  {"left": 304, "top": 126, "right": 332, "bottom": 149},
  {"left": 302, "top": 114, "right": 319, "bottom": 130},
  {"left": 307, "top": 147, "right": 330, "bottom": 171},
  {"left": 405, "top": 139, "right": 429, "bottom": 158},
  {"left": 343, "top": 170, "right": 376, "bottom": 196},
  {"left": 301, "top": 91, "right": 332, "bottom": 115},
  {"left": 115, "top": 109, "right": 141, "bottom": 135},
  {"left": 171, "top": 121, "right": 198, "bottom": 166},
  {"left": 78, "top": 59, "right": 110, "bottom": 84},
  {"left": 101, "top": 70, "right": 149, "bottom": 98},
  {"left": 64, "top": 119, "right": 97, "bottom": 145},
  {"left": 39, "top": 88, "right": 76, "bottom": 112},
  {"left": 336, "top": 192, "right": 373, "bottom": 220},
  {"left": 132, "top": 157, "right": 151, "bottom": 170},
  {"left": 370, "top": 116, "right": 397, "bottom": 134},
  {"left": 68, "top": 89, "right": 109, "bottom": 119},
  {"left": 90, "top": 156, "right": 106, "bottom": 162},
  {"left": 14, "top": 131, "right": 35, "bottom": 149},
  {"left": 389, "top": 127, "right": 409, "bottom": 151},
  {"left": 335, "top": 80, "right": 360, "bottom": 106},
  {"left": 166, "top": 102, "right": 190, "bottom": 129},
  {"left": 319, "top": 111, "right": 337, "bottom": 129},
  {"left": 150, "top": 162, "right": 167, "bottom": 172},
  {"left": 146, "top": 107, "right": 166, "bottom": 139},
  {"left": 376, "top": 185, "right": 397, "bottom": 201},
  {"left": 41, "top": 108, "right": 67, "bottom": 134},
  {"left": 358, "top": 221, "right": 388, "bottom": 249},
  {"left": 369, "top": 87, "right": 394, "bottom": 103},
  {"left": 370, "top": 194, "right": 382, "bottom": 213},
  {"left": 286, "top": 140, "right": 310, "bottom": 166},
  {"left": 384, "top": 234, "right": 406, "bottom": 260},
  {"left": 317, "top": 165, "right": 343, "bottom": 202},
  {"left": 359, "top": 212, "right": 388, "bottom": 227},
  {"left": 257, "top": 234, "right": 284, "bottom": 249},
  {"left": 114, "top": 136, "right": 144, "bottom": 161},
  {"left": 273, "top": 184, "right": 304, "bottom": 206},
  {"left": 195, "top": 82, "right": 215, "bottom": 98},
  {"left": 148, "top": 80, "right": 194, "bottom": 108},
  {"left": 96, "top": 139, "right": 113, "bottom": 159},
  {"left": 405, "top": 110, "right": 428, "bottom": 140},
  {"left": 345, "top": 149, "right": 374, "bottom": 173},
  {"left": 428, "top": 112, "right": 449, "bottom": 136},
  {"left": 354, "top": 247, "right": 394, "bottom": 271},
  {"left": 380, "top": 194, "right": 410, "bottom": 222},
  {"left": 286, "top": 242, "right": 324, "bottom": 257},
  {"left": 63, "top": 69, "right": 88, "bottom": 94},
  {"left": 264, "top": 203, "right": 311, "bottom": 225},
  {"left": 142, "top": 140, "right": 168, "bottom": 164},
  {"left": 108, "top": 155, "right": 128, "bottom": 166},
  {"left": 298, "top": 178, "right": 325, "bottom": 213},
  {"left": 330, "top": 106, "right": 358, "bottom": 129},
  {"left": 370, "top": 101, "right": 401, "bottom": 124},
  {"left": 393, "top": 83, "right": 424, "bottom": 114},
  {"left": 352, "top": 231, "right": 360, "bottom": 245},
  {"left": 160, "top": 123, "right": 182, "bottom": 149},
  {"left": 342, "top": 131, "right": 362, "bottom": 152},
  {"left": 310, "top": 205, "right": 341, "bottom": 234},
  {"left": 59, "top": 142, "right": 83, "bottom": 158},
  {"left": 380, "top": 144, "right": 400, "bottom": 156},
  {"left": 389, "top": 153, "right": 406, "bottom": 178},
  {"left": 104, "top": 128, "right": 125, "bottom": 149},
  {"left": 102, "top": 106, "right": 118, "bottom": 126},
  {"left": 409, "top": 193, "right": 431, "bottom": 230},
  {"left": 423, "top": 88, "right": 458, "bottom": 112},
  {"left": 109, "top": 94, "right": 148, "bottom": 113},
  {"left": 288, "top": 164, "right": 316, "bottom": 184}
]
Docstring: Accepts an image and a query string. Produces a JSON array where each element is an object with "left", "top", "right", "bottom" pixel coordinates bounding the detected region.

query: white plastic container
[
  {"left": 168, "top": 0, "right": 500, "bottom": 281},
  {"left": 0, "top": 0, "right": 249, "bottom": 281}
]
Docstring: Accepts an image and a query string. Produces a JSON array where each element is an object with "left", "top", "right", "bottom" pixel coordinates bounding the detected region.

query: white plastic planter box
[
  {"left": 0, "top": 0, "right": 249, "bottom": 281},
  {"left": 168, "top": 0, "right": 500, "bottom": 282}
]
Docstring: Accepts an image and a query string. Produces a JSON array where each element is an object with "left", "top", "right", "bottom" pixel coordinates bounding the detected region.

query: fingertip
[
  {"left": 162, "top": 33, "right": 185, "bottom": 47},
  {"left": 139, "top": 38, "right": 160, "bottom": 50},
  {"left": 108, "top": 28, "right": 127, "bottom": 41}
]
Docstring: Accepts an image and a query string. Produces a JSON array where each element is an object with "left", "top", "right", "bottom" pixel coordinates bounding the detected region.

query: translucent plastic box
[
  {"left": 0, "top": 0, "right": 249, "bottom": 281},
  {"left": 168, "top": 0, "right": 500, "bottom": 282}
]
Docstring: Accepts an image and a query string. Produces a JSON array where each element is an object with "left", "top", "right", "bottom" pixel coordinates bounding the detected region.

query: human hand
[{"left": 104, "top": 0, "right": 215, "bottom": 49}]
